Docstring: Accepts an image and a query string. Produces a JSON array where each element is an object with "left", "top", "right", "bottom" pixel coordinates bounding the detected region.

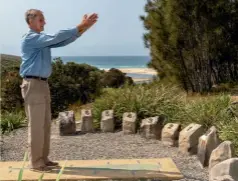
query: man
[{"left": 19, "top": 9, "right": 98, "bottom": 172}]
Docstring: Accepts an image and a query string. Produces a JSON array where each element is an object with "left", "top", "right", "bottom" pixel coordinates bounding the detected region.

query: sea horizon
[
  {"left": 52, "top": 55, "right": 154, "bottom": 81},
  {"left": 52, "top": 55, "right": 151, "bottom": 69}
]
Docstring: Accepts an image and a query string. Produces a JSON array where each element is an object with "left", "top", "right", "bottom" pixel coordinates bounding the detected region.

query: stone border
[{"left": 57, "top": 109, "right": 238, "bottom": 181}]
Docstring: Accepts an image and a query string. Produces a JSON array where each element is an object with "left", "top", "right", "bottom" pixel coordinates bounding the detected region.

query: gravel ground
[{"left": 1, "top": 123, "right": 208, "bottom": 181}]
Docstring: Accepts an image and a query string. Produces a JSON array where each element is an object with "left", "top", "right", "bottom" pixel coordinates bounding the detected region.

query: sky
[{"left": 0, "top": 0, "right": 149, "bottom": 56}]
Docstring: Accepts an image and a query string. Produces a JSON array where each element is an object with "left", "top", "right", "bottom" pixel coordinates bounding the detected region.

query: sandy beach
[
  {"left": 104, "top": 68, "right": 157, "bottom": 75},
  {"left": 103, "top": 67, "right": 157, "bottom": 82},
  {"left": 131, "top": 78, "right": 154, "bottom": 82}
]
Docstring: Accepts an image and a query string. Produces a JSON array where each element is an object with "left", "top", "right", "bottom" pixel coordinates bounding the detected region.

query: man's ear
[{"left": 28, "top": 18, "right": 33, "bottom": 25}]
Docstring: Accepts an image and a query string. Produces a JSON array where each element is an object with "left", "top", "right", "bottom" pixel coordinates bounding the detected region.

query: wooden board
[{"left": 0, "top": 158, "right": 183, "bottom": 181}]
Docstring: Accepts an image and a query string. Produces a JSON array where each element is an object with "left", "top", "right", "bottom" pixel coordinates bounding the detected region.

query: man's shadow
[{"left": 49, "top": 166, "right": 184, "bottom": 180}]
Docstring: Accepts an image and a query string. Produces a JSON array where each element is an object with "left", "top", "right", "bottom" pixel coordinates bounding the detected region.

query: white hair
[{"left": 25, "top": 9, "right": 43, "bottom": 24}]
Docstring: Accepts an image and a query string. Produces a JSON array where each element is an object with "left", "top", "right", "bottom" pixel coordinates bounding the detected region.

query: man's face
[{"left": 29, "top": 12, "right": 46, "bottom": 32}]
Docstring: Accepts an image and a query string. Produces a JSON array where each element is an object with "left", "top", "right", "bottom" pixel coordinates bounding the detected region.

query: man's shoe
[
  {"left": 45, "top": 161, "right": 59, "bottom": 167},
  {"left": 30, "top": 165, "right": 52, "bottom": 173}
]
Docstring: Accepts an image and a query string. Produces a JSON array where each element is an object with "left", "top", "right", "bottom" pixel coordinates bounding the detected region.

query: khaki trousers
[{"left": 20, "top": 78, "right": 52, "bottom": 168}]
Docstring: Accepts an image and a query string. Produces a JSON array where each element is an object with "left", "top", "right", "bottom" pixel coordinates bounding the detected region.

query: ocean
[
  {"left": 54, "top": 56, "right": 150, "bottom": 69},
  {"left": 53, "top": 56, "right": 154, "bottom": 79}
]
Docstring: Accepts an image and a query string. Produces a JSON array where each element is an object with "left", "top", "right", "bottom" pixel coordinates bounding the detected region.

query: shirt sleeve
[
  {"left": 49, "top": 35, "right": 80, "bottom": 48},
  {"left": 26, "top": 27, "right": 80, "bottom": 48}
]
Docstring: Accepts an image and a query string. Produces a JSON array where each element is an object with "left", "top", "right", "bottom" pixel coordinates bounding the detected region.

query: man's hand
[{"left": 77, "top": 13, "right": 98, "bottom": 34}]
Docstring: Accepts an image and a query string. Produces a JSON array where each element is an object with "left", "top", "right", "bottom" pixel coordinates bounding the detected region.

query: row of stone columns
[{"left": 57, "top": 109, "right": 237, "bottom": 181}]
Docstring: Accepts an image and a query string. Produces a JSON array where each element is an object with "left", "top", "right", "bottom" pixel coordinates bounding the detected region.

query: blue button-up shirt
[{"left": 20, "top": 27, "right": 80, "bottom": 78}]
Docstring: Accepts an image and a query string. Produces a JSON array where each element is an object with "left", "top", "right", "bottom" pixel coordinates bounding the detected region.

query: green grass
[
  {"left": 217, "top": 116, "right": 238, "bottom": 154},
  {"left": 38, "top": 173, "right": 45, "bottom": 181},
  {"left": 56, "top": 160, "right": 67, "bottom": 181},
  {"left": 92, "top": 83, "right": 187, "bottom": 129},
  {"left": 0, "top": 110, "right": 26, "bottom": 134},
  {"left": 17, "top": 152, "right": 28, "bottom": 181},
  {"left": 16, "top": 152, "right": 67, "bottom": 181},
  {"left": 184, "top": 93, "right": 233, "bottom": 128},
  {"left": 91, "top": 82, "right": 238, "bottom": 155}
]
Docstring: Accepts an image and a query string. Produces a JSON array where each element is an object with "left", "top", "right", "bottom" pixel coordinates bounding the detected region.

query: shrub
[
  {"left": 1, "top": 57, "right": 106, "bottom": 118},
  {"left": 1, "top": 57, "right": 134, "bottom": 120},
  {"left": 48, "top": 59, "right": 104, "bottom": 117},
  {"left": 100, "top": 68, "right": 134, "bottom": 88},
  {"left": 1, "top": 69, "right": 24, "bottom": 112}
]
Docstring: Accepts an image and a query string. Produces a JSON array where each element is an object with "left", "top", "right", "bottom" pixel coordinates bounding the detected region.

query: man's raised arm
[
  {"left": 26, "top": 27, "right": 80, "bottom": 48},
  {"left": 26, "top": 13, "right": 98, "bottom": 49},
  {"left": 49, "top": 14, "right": 98, "bottom": 48}
]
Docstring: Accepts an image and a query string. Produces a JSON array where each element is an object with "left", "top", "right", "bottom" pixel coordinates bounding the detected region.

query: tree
[{"left": 140, "top": 0, "right": 238, "bottom": 93}]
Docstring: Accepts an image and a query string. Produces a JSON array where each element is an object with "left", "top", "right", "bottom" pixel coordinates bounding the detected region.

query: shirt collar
[{"left": 28, "top": 28, "right": 40, "bottom": 34}]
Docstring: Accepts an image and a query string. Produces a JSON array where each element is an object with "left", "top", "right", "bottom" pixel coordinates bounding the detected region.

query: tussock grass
[
  {"left": 1, "top": 110, "right": 26, "bottom": 134},
  {"left": 217, "top": 116, "right": 238, "bottom": 155},
  {"left": 91, "top": 83, "right": 238, "bottom": 155},
  {"left": 92, "top": 83, "right": 187, "bottom": 129},
  {"left": 67, "top": 102, "right": 92, "bottom": 121},
  {"left": 184, "top": 94, "right": 232, "bottom": 128}
]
